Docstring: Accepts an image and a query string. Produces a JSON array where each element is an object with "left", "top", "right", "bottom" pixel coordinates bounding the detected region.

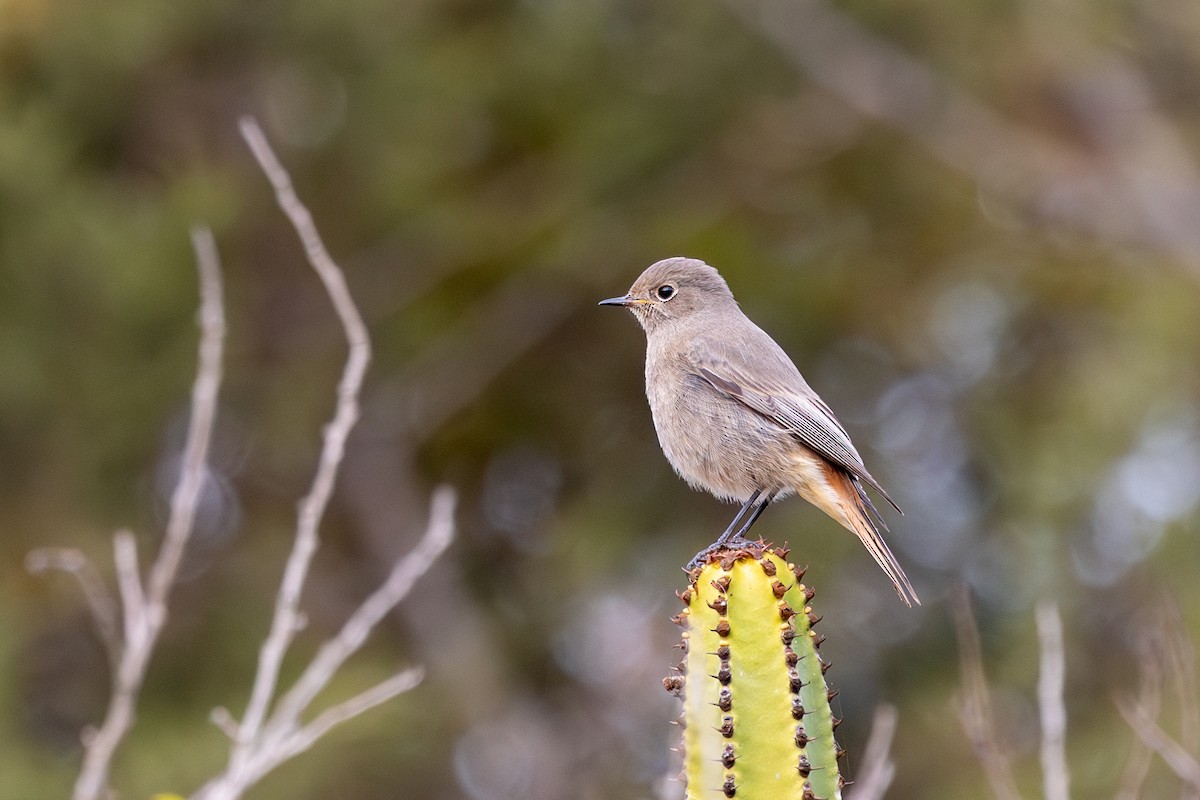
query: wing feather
[{"left": 691, "top": 337, "right": 902, "bottom": 514}]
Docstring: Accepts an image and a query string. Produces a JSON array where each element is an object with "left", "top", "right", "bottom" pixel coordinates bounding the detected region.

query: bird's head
[{"left": 598, "top": 257, "right": 736, "bottom": 335}]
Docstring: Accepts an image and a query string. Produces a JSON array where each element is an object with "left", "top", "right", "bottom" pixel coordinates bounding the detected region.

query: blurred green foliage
[{"left": 3, "top": 0, "right": 1200, "bottom": 797}]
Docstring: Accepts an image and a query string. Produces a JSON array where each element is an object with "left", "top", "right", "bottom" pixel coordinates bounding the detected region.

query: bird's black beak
[{"left": 598, "top": 294, "right": 636, "bottom": 307}]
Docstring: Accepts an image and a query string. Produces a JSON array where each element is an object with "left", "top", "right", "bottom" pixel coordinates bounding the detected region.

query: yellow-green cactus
[{"left": 665, "top": 544, "right": 842, "bottom": 800}]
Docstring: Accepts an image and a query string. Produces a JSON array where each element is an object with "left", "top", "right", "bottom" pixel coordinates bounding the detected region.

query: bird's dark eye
[{"left": 656, "top": 284, "right": 676, "bottom": 301}]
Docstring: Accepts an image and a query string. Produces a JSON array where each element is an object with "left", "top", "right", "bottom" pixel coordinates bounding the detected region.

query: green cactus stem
[{"left": 665, "top": 543, "right": 842, "bottom": 800}]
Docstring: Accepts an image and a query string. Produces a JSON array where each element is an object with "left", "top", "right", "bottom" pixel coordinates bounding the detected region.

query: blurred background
[{"left": 4, "top": 0, "right": 1200, "bottom": 797}]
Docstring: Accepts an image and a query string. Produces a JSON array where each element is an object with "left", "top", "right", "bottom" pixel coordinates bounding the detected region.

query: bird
[{"left": 599, "top": 256, "right": 919, "bottom": 606}]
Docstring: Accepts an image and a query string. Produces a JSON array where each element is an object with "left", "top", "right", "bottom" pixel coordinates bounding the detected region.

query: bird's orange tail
[{"left": 820, "top": 466, "right": 920, "bottom": 607}]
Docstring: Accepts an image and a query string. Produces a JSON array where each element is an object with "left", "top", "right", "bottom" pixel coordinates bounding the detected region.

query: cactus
[{"left": 665, "top": 543, "right": 842, "bottom": 800}]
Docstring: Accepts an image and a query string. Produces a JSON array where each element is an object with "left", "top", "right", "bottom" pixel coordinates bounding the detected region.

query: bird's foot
[{"left": 685, "top": 534, "right": 758, "bottom": 572}]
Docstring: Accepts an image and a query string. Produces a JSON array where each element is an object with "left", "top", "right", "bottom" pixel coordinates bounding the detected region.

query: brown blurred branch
[
  {"left": 1114, "top": 635, "right": 1164, "bottom": 800},
  {"left": 373, "top": 276, "right": 575, "bottom": 443},
  {"left": 951, "top": 588, "right": 1024, "bottom": 800},
  {"left": 727, "top": 0, "right": 1200, "bottom": 273},
  {"left": 1035, "top": 601, "right": 1070, "bottom": 800},
  {"left": 58, "top": 226, "right": 226, "bottom": 800},
  {"left": 849, "top": 704, "right": 898, "bottom": 800},
  {"left": 1117, "top": 699, "right": 1200, "bottom": 790},
  {"left": 1162, "top": 600, "right": 1200, "bottom": 800}
]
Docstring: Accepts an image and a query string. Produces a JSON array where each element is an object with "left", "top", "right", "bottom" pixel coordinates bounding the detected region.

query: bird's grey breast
[{"left": 644, "top": 321, "right": 795, "bottom": 501}]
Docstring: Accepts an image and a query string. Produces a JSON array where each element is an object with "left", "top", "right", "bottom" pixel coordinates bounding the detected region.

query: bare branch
[
  {"left": 220, "top": 669, "right": 425, "bottom": 792},
  {"left": 25, "top": 548, "right": 120, "bottom": 668},
  {"left": 194, "top": 489, "right": 453, "bottom": 800},
  {"left": 193, "top": 118, "right": 447, "bottom": 800},
  {"left": 113, "top": 531, "right": 145, "bottom": 649},
  {"left": 233, "top": 115, "right": 373, "bottom": 756},
  {"left": 264, "top": 487, "right": 456, "bottom": 739},
  {"left": 145, "top": 227, "right": 227, "bottom": 617},
  {"left": 1117, "top": 698, "right": 1200, "bottom": 790},
  {"left": 277, "top": 667, "right": 425, "bottom": 767},
  {"left": 951, "top": 588, "right": 1024, "bottom": 800},
  {"left": 210, "top": 707, "right": 239, "bottom": 741},
  {"left": 849, "top": 704, "right": 898, "bottom": 800},
  {"left": 1036, "top": 601, "right": 1070, "bottom": 800},
  {"left": 71, "top": 226, "right": 226, "bottom": 800}
]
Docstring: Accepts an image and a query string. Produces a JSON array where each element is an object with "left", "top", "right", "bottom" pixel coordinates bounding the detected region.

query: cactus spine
[{"left": 666, "top": 544, "right": 842, "bottom": 799}]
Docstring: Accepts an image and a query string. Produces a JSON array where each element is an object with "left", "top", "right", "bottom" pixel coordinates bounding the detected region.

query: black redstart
[{"left": 600, "top": 256, "right": 919, "bottom": 606}]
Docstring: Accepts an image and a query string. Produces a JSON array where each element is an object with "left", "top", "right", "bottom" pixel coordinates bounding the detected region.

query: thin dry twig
[
  {"left": 1036, "top": 601, "right": 1070, "bottom": 800},
  {"left": 195, "top": 489, "right": 455, "bottom": 799},
  {"left": 849, "top": 704, "right": 898, "bottom": 800},
  {"left": 279, "top": 667, "right": 425, "bottom": 761},
  {"left": 191, "top": 118, "right": 454, "bottom": 800},
  {"left": 1117, "top": 699, "right": 1200, "bottom": 790},
  {"left": 951, "top": 588, "right": 1024, "bottom": 800},
  {"left": 232, "top": 115, "right": 373, "bottom": 760},
  {"left": 70, "top": 226, "right": 226, "bottom": 800},
  {"left": 25, "top": 548, "right": 120, "bottom": 669},
  {"left": 263, "top": 486, "right": 456, "bottom": 742},
  {"left": 112, "top": 531, "right": 144, "bottom": 652}
]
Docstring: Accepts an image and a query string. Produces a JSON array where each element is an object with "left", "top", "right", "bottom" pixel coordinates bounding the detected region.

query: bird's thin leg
[
  {"left": 730, "top": 489, "right": 778, "bottom": 541},
  {"left": 714, "top": 489, "right": 761, "bottom": 545},
  {"left": 687, "top": 490, "right": 778, "bottom": 571}
]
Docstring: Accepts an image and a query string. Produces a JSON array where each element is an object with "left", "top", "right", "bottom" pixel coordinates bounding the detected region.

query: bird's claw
[{"left": 686, "top": 534, "right": 757, "bottom": 571}]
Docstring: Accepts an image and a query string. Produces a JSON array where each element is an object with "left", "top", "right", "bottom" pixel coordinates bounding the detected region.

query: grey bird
[{"left": 600, "top": 256, "right": 919, "bottom": 606}]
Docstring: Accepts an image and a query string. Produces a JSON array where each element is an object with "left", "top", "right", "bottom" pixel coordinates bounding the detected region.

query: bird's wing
[{"left": 688, "top": 335, "right": 902, "bottom": 514}]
